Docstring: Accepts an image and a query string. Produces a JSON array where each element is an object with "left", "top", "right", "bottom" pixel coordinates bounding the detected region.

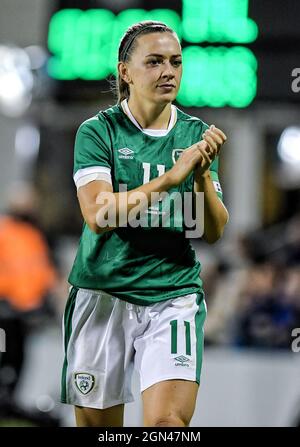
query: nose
[{"left": 161, "top": 60, "right": 175, "bottom": 79}]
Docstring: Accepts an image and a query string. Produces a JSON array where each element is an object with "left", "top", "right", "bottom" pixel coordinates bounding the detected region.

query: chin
[{"left": 154, "top": 92, "right": 176, "bottom": 104}]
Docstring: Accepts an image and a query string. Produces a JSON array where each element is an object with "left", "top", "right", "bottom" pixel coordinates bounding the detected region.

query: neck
[{"left": 127, "top": 95, "right": 172, "bottom": 130}]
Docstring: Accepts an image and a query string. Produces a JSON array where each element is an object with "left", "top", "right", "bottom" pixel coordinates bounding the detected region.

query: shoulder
[
  {"left": 175, "top": 105, "right": 209, "bottom": 132},
  {"left": 77, "top": 104, "right": 121, "bottom": 135}
]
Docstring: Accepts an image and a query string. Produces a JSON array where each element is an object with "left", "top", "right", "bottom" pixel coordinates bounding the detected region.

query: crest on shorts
[
  {"left": 74, "top": 372, "right": 95, "bottom": 395},
  {"left": 172, "top": 149, "right": 184, "bottom": 164}
]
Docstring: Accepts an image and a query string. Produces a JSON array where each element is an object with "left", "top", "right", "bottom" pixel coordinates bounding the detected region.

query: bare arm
[
  {"left": 194, "top": 126, "right": 229, "bottom": 244},
  {"left": 77, "top": 141, "right": 206, "bottom": 234},
  {"left": 194, "top": 170, "right": 229, "bottom": 244},
  {"left": 77, "top": 174, "right": 174, "bottom": 234}
]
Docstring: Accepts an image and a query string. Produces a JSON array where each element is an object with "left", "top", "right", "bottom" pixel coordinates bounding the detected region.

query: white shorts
[{"left": 61, "top": 287, "right": 207, "bottom": 410}]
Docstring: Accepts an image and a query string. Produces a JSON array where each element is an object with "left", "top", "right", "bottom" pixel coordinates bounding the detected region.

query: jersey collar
[{"left": 120, "top": 99, "right": 177, "bottom": 137}]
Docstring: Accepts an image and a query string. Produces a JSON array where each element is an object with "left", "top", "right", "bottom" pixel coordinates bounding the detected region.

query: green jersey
[{"left": 69, "top": 101, "right": 224, "bottom": 305}]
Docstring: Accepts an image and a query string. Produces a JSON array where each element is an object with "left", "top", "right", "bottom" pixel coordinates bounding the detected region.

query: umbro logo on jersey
[
  {"left": 118, "top": 147, "right": 134, "bottom": 159},
  {"left": 118, "top": 147, "right": 133, "bottom": 155}
]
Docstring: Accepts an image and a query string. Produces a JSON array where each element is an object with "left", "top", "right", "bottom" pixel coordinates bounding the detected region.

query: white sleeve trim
[
  {"left": 76, "top": 173, "right": 112, "bottom": 189},
  {"left": 74, "top": 166, "right": 112, "bottom": 189}
]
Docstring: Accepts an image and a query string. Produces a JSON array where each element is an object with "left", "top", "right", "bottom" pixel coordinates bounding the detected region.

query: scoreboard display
[{"left": 46, "top": 0, "right": 300, "bottom": 107}]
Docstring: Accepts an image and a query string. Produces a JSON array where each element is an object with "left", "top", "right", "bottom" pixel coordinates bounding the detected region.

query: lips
[{"left": 158, "top": 84, "right": 175, "bottom": 88}]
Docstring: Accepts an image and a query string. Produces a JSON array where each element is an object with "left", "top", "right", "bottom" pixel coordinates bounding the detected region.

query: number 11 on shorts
[{"left": 170, "top": 320, "right": 191, "bottom": 355}]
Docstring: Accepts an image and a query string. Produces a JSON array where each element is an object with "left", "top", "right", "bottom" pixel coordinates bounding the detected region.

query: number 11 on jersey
[{"left": 142, "top": 162, "right": 165, "bottom": 184}]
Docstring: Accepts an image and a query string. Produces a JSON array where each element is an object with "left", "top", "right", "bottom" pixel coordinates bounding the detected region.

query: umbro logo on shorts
[
  {"left": 118, "top": 147, "right": 134, "bottom": 159},
  {"left": 174, "top": 355, "right": 190, "bottom": 367},
  {"left": 74, "top": 372, "right": 95, "bottom": 395}
]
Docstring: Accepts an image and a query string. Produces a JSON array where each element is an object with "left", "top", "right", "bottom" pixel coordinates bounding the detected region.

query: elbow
[
  {"left": 204, "top": 236, "right": 217, "bottom": 245},
  {"left": 86, "top": 219, "right": 104, "bottom": 235},
  {"left": 203, "top": 231, "right": 223, "bottom": 245},
  {"left": 203, "top": 205, "right": 229, "bottom": 244},
  {"left": 208, "top": 211, "right": 229, "bottom": 243},
  {"left": 85, "top": 206, "right": 114, "bottom": 235},
  {"left": 203, "top": 223, "right": 226, "bottom": 244},
  {"left": 85, "top": 213, "right": 107, "bottom": 235}
]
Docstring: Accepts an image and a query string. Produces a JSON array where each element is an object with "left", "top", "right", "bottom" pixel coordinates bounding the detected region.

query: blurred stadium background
[{"left": 0, "top": 0, "right": 300, "bottom": 427}]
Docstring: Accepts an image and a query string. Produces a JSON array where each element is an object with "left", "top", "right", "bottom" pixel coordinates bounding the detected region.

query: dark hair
[{"left": 112, "top": 20, "right": 176, "bottom": 104}]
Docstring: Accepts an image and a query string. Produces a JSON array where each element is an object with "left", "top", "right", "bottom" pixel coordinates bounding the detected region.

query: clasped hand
[{"left": 195, "top": 125, "right": 227, "bottom": 176}]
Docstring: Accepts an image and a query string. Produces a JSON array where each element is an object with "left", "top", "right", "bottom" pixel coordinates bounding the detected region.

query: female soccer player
[{"left": 61, "top": 20, "right": 228, "bottom": 427}]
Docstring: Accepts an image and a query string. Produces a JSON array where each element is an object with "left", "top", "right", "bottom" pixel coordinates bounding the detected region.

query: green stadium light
[
  {"left": 47, "top": 5, "right": 258, "bottom": 107},
  {"left": 177, "top": 46, "right": 257, "bottom": 107},
  {"left": 48, "top": 9, "right": 182, "bottom": 80},
  {"left": 48, "top": 9, "right": 115, "bottom": 80},
  {"left": 182, "top": 0, "right": 258, "bottom": 43}
]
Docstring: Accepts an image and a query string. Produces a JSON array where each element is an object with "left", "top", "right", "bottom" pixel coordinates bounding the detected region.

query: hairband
[{"left": 120, "top": 24, "right": 167, "bottom": 61}]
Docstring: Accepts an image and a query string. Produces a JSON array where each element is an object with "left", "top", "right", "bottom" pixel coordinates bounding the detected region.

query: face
[{"left": 119, "top": 32, "right": 182, "bottom": 104}]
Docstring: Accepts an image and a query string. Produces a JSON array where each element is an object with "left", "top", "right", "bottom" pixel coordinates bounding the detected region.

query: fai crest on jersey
[
  {"left": 172, "top": 148, "right": 184, "bottom": 164},
  {"left": 74, "top": 373, "right": 95, "bottom": 395}
]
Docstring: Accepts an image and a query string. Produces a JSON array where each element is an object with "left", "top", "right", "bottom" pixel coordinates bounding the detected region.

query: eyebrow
[{"left": 145, "top": 53, "right": 182, "bottom": 58}]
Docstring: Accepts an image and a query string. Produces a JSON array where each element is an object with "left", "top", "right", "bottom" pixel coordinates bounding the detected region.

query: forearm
[
  {"left": 95, "top": 171, "right": 174, "bottom": 233},
  {"left": 194, "top": 171, "right": 228, "bottom": 243}
]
